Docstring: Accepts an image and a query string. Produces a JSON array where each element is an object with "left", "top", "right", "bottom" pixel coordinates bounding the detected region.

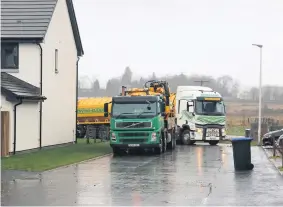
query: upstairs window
[
  {"left": 1, "top": 43, "right": 19, "bottom": 69},
  {"left": 55, "top": 49, "right": 59, "bottom": 73}
]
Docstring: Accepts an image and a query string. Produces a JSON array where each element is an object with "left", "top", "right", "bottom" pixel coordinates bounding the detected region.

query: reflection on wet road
[{"left": 2, "top": 144, "right": 283, "bottom": 206}]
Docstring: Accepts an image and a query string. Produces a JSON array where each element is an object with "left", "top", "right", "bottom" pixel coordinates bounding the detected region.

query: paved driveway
[{"left": 2, "top": 144, "right": 283, "bottom": 206}]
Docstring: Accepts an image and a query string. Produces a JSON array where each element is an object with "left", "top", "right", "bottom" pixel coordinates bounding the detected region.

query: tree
[
  {"left": 91, "top": 79, "right": 100, "bottom": 96},
  {"left": 272, "top": 87, "right": 280, "bottom": 101},
  {"left": 263, "top": 86, "right": 272, "bottom": 101},
  {"left": 216, "top": 75, "right": 233, "bottom": 96},
  {"left": 121, "top": 66, "right": 133, "bottom": 86},
  {"left": 230, "top": 81, "right": 240, "bottom": 98},
  {"left": 150, "top": 72, "right": 157, "bottom": 80},
  {"left": 105, "top": 80, "right": 113, "bottom": 96},
  {"left": 249, "top": 87, "right": 258, "bottom": 101},
  {"left": 106, "top": 78, "right": 121, "bottom": 96},
  {"left": 98, "top": 71, "right": 283, "bottom": 102}
]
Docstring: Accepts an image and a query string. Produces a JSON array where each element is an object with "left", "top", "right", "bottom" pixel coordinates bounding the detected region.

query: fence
[
  {"left": 227, "top": 116, "right": 283, "bottom": 128},
  {"left": 85, "top": 125, "right": 109, "bottom": 143},
  {"left": 272, "top": 137, "right": 283, "bottom": 168}
]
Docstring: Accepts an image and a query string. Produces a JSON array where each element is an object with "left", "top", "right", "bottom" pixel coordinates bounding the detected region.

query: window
[
  {"left": 55, "top": 49, "right": 58, "bottom": 73},
  {"left": 112, "top": 102, "right": 157, "bottom": 118},
  {"left": 195, "top": 100, "right": 225, "bottom": 115},
  {"left": 1, "top": 43, "right": 19, "bottom": 69}
]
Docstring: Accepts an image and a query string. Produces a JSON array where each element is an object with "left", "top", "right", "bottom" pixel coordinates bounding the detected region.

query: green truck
[{"left": 103, "top": 80, "right": 176, "bottom": 155}]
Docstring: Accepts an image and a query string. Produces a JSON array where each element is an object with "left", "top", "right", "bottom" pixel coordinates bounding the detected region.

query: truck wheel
[
  {"left": 181, "top": 130, "right": 193, "bottom": 145},
  {"left": 154, "top": 136, "right": 163, "bottom": 154},
  {"left": 112, "top": 147, "right": 124, "bottom": 156},
  {"left": 176, "top": 139, "right": 182, "bottom": 145},
  {"left": 209, "top": 141, "right": 219, "bottom": 146},
  {"left": 190, "top": 141, "right": 196, "bottom": 145},
  {"left": 167, "top": 130, "right": 176, "bottom": 150},
  {"left": 173, "top": 135, "right": 176, "bottom": 149},
  {"left": 162, "top": 131, "right": 167, "bottom": 153}
]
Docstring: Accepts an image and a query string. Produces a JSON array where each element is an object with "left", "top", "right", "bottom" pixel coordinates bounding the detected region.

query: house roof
[
  {"left": 1, "top": 72, "right": 47, "bottom": 101},
  {"left": 1, "top": 0, "right": 84, "bottom": 56}
]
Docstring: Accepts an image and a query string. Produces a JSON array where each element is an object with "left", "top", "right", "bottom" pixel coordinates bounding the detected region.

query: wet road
[{"left": 2, "top": 144, "right": 283, "bottom": 206}]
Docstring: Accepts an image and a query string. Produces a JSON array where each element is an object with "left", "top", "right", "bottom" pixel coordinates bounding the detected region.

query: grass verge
[
  {"left": 220, "top": 139, "right": 258, "bottom": 146},
  {"left": 269, "top": 155, "right": 281, "bottom": 159},
  {"left": 250, "top": 140, "right": 259, "bottom": 146},
  {"left": 279, "top": 167, "right": 283, "bottom": 171},
  {"left": 1, "top": 139, "right": 112, "bottom": 172},
  {"left": 226, "top": 126, "right": 246, "bottom": 136}
]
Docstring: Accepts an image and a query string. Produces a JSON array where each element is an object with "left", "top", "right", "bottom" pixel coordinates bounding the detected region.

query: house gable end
[{"left": 65, "top": 0, "right": 84, "bottom": 56}]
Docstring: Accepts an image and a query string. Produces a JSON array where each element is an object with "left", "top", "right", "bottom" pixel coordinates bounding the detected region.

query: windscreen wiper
[
  {"left": 115, "top": 112, "right": 134, "bottom": 119},
  {"left": 137, "top": 111, "right": 153, "bottom": 118},
  {"left": 137, "top": 100, "right": 153, "bottom": 117}
]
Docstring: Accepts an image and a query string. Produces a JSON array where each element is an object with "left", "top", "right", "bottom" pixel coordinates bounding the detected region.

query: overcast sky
[{"left": 73, "top": 0, "right": 283, "bottom": 89}]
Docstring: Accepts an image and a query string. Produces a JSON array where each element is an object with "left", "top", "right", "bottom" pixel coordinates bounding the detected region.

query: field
[{"left": 225, "top": 100, "right": 283, "bottom": 129}]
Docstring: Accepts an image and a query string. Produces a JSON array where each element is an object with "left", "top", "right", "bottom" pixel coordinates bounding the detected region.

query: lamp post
[{"left": 252, "top": 44, "right": 263, "bottom": 146}]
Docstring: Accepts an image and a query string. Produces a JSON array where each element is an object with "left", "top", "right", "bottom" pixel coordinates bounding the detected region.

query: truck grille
[
  {"left": 115, "top": 122, "right": 151, "bottom": 128},
  {"left": 120, "top": 138, "right": 147, "bottom": 143},
  {"left": 118, "top": 132, "right": 150, "bottom": 137}
]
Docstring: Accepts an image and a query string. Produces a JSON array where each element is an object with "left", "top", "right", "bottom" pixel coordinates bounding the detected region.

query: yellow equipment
[
  {"left": 119, "top": 80, "right": 176, "bottom": 129},
  {"left": 77, "top": 97, "right": 112, "bottom": 125}
]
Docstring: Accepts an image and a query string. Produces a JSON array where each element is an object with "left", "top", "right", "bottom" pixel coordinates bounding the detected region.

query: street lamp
[{"left": 252, "top": 44, "right": 263, "bottom": 146}]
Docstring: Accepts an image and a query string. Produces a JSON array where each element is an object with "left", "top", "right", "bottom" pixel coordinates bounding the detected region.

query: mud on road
[{"left": 2, "top": 144, "right": 283, "bottom": 206}]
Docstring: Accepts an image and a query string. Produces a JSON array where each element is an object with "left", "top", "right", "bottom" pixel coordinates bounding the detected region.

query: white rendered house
[{"left": 1, "top": 0, "right": 84, "bottom": 155}]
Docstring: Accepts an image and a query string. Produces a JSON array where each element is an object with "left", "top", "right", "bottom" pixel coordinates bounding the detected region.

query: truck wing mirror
[
  {"left": 188, "top": 101, "right": 194, "bottom": 107},
  {"left": 160, "top": 102, "right": 165, "bottom": 112},
  {"left": 104, "top": 103, "right": 109, "bottom": 117},
  {"left": 187, "top": 101, "right": 194, "bottom": 113}
]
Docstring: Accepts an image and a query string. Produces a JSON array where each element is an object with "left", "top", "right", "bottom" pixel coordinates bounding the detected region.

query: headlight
[
  {"left": 196, "top": 128, "right": 203, "bottom": 133},
  {"left": 151, "top": 132, "right": 157, "bottom": 141},
  {"left": 222, "top": 128, "right": 226, "bottom": 136},
  {"left": 111, "top": 132, "right": 116, "bottom": 141}
]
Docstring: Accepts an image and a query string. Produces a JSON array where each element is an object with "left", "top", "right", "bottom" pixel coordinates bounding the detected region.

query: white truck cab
[{"left": 175, "top": 86, "right": 226, "bottom": 145}]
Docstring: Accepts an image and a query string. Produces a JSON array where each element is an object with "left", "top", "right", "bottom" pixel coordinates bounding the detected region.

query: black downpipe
[
  {"left": 37, "top": 43, "right": 43, "bottom": 149},
  {"left": 75, "top": 57, "right": 80, "bottom": 144},
  {"left": 13, "top": 99, "right": 23, "bottom": 155}
]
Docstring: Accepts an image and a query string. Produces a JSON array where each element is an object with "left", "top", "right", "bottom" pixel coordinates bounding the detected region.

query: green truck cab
[{"left": 104, "top": 95, "right": 176, "bottom": 155}]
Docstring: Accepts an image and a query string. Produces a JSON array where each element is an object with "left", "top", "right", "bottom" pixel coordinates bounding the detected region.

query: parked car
[
  {"left": 262, "top": 129, "right": 283, "bottom": 146},
  {"left": 277, "top": 134, "right": 283, "bottom": 147}
]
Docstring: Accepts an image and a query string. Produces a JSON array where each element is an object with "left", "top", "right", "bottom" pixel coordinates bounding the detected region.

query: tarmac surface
[{"left": 2, "top": 144, "right": 283, "bottom": 206}]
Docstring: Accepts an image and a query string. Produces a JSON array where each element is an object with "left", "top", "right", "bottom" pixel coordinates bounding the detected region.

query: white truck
[{"left": 174, "top": 86, "right": 226, "bottom": 145}]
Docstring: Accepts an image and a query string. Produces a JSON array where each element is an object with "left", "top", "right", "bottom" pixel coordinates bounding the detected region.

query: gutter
[
  {"left": 13, "top": 99, "right": 23, "bottom": 155},
  {"left": 75, "top": 57, "right": 80, "bottom": 143},
  {"left": 37, "top": 43, "right": 43, "bottom": 149}
]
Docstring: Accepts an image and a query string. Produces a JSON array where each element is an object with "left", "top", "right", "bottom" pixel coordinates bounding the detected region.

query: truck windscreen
[
  {"left": 112, "top": 102, "right": 157, "bottom": 118},
  {"left": 195, "top": 100, "right": 225, "bottom": 116}
]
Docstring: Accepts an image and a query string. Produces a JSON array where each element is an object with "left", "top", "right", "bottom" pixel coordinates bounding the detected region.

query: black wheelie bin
[{"left": 231, "top": 137, "right": 254, "bottom": 171}]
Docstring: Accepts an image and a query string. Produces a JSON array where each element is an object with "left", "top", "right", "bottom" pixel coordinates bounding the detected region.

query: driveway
[{"left": 2, "top": 144, "right": 283, "bottom": 206}]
